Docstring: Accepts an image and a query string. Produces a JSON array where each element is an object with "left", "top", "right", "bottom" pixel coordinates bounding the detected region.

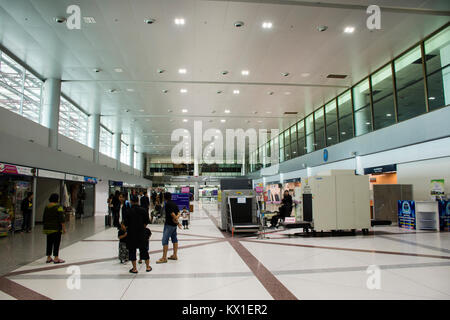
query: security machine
[
  {"left": 219, "top": 189, "right": 260, "bottom": 233},
  {"left": 302, "top": 170, "right": 371, "bottom": 234}
]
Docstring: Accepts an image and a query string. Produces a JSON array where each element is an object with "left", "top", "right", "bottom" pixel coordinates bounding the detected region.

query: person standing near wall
[
  {"left": 43, "top": 193, "right": 66, "bottom": 264},
  {"left": 21, "top": 192, "right": 33, "bottom": 233}
]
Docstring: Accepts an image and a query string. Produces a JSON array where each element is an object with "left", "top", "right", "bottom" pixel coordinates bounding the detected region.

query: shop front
[
  {"left": 0, "top": 162, "right": 35, "bottom": 234},
  {"left": 64, "top": 175, "right": 97, "bottom": 219}
]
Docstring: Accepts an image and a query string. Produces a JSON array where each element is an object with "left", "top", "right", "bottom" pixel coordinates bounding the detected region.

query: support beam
[{"left": 41, "top": 78, "right": 61, "bottom": 150}]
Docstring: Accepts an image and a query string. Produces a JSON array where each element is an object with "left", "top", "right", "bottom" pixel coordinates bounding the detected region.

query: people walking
[
  {"left": 42, "top": 193, "right": 66, "bottom": 264},
  {"left": 156, "top": 192, "right": 182, "bottom": 264}
]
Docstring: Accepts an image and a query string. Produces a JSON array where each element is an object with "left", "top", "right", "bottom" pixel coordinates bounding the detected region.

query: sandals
[
  {"left": 146, "top": 266, "right": 152, "bottom": 272},
  {"left": 46, "top": 259, "right": 53, "bottom": 264},
  {"left": 156, "top": 258, "right": 167, "bottom": 264},
  {"left": 168, "top": 256, "right": 178, "bottom": 260},
  {"left": 53, "top": 259, "right": 65, "bottom": 264},
  {"left": 129, "top": 269, "right": 138, "bottom": 274}
]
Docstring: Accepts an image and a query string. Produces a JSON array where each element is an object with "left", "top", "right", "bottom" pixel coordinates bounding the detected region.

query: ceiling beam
[{"left": 206, "top": 0, "right": 450, "bottom": 16}]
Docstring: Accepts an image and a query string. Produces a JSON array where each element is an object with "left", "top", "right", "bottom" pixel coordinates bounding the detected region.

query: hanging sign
[
  {"left": 65, "top": 174, "right": 85, "bottom": 182},
  {"left": 38, "top": 169, "right": 65, "bottom": 180},
  {"left": 84, "top": 176, "right": 98, "bottom": 184},
  {"left": 0, "top": 163, "right": 35, "bottom": 176}
]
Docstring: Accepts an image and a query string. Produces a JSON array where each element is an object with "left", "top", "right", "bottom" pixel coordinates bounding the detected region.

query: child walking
[
  {"left": 118, "top": 223, "right": 129, "bottom": 264},
  {"left": 181, "top": 206, "right": 190, "bottom": 230}
]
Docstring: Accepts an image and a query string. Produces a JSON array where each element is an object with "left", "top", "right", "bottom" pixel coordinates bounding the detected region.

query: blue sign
[
  {"left": 111, "top": 180, "right": 123, "bottom": 186},
  {"left": 398, "top": 200, "right": 416, "bottom": 229},
  {"left": 84, "top": 176, "right": 98, "bottom": 184},
  {"left": 171, "top": 193, "right": 190, "bottom": 212},
  {"left": 323, "top": 149, "right": 328, "bottom": 162}
]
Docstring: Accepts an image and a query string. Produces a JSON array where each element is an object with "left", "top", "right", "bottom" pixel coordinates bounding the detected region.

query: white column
[
  {"left": 194, "top": 181, "right": 199, "bottom": 201},
  {"left": 113, "top": 132, "right": 122, "bottom": 171},
  {"left": 129, "top": 144, "right": 135, "bottom": 174},
  {"left": 41, "top": 78, "right": 61, "bottom": 150},
  {"left": 89, "top": 113, "right": 100, "bottom": 163}
]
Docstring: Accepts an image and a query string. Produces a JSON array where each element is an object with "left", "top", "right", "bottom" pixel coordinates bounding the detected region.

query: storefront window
[
  {"left": 58, "top": 97, "right": 89, "bottom": 145},
  {"left": 371, "top": 64, "right": 396, "bottom": 130},
  {"left": 394, "top": 45, "right": 427, "bottom": 121},
  {"left": 314, "top": 107, "right": 325, "bottom": 150},
  {"left": 353, "top": 79, "right": 373, "bottom": 136},
  {"left": 424, "top": 26, "right": 450, "bottom": 111},
  {"left": 325, "top": 99, "right": 338, "bottom": 146},
  {"left": 306, "top": 114, "right": 314, "bottom": 153},
  {"left": 337, "top": 90, "right": 354, "bottom": 142},
  {"left": 0, "top": 50, "right": 42, "bottom": 124}
]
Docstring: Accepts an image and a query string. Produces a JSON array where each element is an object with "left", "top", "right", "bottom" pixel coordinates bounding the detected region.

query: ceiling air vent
[
  {"left": 284, "top": 111, "right": 298, "bottom": 115},
  {"left": 327, "top": 74, "right": 347, "bottom": 79}
]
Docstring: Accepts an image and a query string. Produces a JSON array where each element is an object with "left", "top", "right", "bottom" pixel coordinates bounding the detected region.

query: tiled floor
[{"left": 0, "top": 202, "right": 449, "bottom": 300}]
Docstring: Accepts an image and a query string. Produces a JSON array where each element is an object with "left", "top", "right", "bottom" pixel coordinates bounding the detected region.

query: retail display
[
  {"left": 398, "top": 200, "right": 416, "bottom": 229},
  {"left": 415, "top": 201, "right": 440, "bottom": 231},
  {"left": 438, "top": 201, "right": 450, "bottom": 231}
]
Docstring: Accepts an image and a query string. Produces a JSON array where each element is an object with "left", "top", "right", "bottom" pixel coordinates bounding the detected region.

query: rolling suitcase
[{"left": 105, "top": 214, "right": 111, "bottom": 227}]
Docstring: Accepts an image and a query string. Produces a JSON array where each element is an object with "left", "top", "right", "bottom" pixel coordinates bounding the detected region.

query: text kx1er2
[{"left": 182, "top": 304, "right": 268, "bottom": 318}]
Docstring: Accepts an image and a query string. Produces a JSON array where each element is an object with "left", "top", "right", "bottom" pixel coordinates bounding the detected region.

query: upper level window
[{"left": 58, "top": 97, "right": 89, "bottom": 145}]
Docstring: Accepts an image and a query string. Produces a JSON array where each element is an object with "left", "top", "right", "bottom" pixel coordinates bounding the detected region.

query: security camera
[
  {"left": 144, "top": 19, "right": 155, "bottom": 24},
  {"left": 54, "top": 17, "right": 66, "bottom": 24},
  {"left": 234, "top": 21, "right": 244, "bottom": 28}
]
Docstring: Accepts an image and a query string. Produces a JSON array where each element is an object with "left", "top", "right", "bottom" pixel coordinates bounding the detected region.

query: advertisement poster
[
  {"left": 438, "top": 201, "right": 450, "bottom": 231},
  {"left": 430, "top": 179, "right": 445, "bottom": 200},
  {"left": 0, "top": 163, "right": 34, "bottom": 176},
  {"left": 398, "top": 200, "right": 416, "bottom": 230},
  {"left": 181, "top": 186, "right": 190, "bottom": 193}
]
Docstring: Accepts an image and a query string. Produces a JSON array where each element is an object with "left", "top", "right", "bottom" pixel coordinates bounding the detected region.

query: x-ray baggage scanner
[{"left": 219, "top": 190, "right": 260, "bottom": 233}]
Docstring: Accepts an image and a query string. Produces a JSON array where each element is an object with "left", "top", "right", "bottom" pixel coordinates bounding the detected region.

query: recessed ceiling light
[
  {"left": 157, "top": 69, "right": 165, "bottom": 74},
  {"left": 262, "top": 21, "right": 272, "bottom": 29},
  {"left": 220, "top": 119, "right": 226, "bottom": 123},
  {"left": 284, "top": 91, "right": 291, "bottom": 95},
  {"left": 221, "top": 71, "right": 229, "bottom": 75},
  {"left": 144, "top": 18, "right": 156, "bottom": 24},
  {"left": 233, "top": 90, "right": 240, "bottom": 94},
  {"left": 162, "top": 89, "right": 168, "bottom": 93},
  {"left": 182, "top": 109, "right": 188, "bottom": 113},
  {"left": 328, "top": 137, "right": 332, "bottom": 140},
  {"left": 168, "top": 109, "right": 173, "bottom": 113},
  {"left": 317, "top": 25, "right": 328, "bottom": 32},
  {"left": 268, "top": 91, "right": 274, "bottom": 95},
  {"left": 126, "top": 88, "right": 134, "bottom": 92},
  {"left": 365, "top": 122, "right": 371, "bottom": 125},
  {"left": 234, "top": 21, "right": 244, "bottom": 28},
  {"left": 183, "top": 119, "right": 188, "bottom": 122},
  {"left": 93, "top": 68, "right": 101, "bottom": 73},
  {"left": 266, "top": 111, "right": 272, "bottom": 114},
  {"left": 114, "top": 68, "right": 123, "bottom": 73},
  {"left": 257, "top": 120, "right": 263, "bottom": 123},
  {"left": 344, "top": 26, "right": 355, "bottom": 34},
  {"left": 54, "top": 17, "right": 66, "bottom": 24},
  {"left": 386, "top": 113, "right": 392, "bottom": 117},
  {"left": 180, "top": 88, "right": 188, "bottom": 93},
  {"left": 175, "top": 18, "right": 185, "bottom": 25},
  {"left": 241, "top": 70, "right": 249, "bottom": 76},
  {"left": 217, "top": 90, "right": 223, "bottom": 94},
  {"left": 341, "top": 132, "right": 346, "bottom": 135},
  {"left": 146, "top": 119, "right": 150, "bottom": 122},
  {"left": 139, "top": 109, "right": 145, "bottom": 112},
  {"left": 428, "top": 96, "right": 436, "bottom": 100},
  {"left": 281, "top": 72, "right": 290, "bottom": 77},
  {"left": 224, "top": 109, "right": 231, "bottom": 113},
  {"left": 178, "top": 68, "right": 187, "bottom": 74},
  {"left": 301, "top": 73, "right": 310, "bottom": 77}
]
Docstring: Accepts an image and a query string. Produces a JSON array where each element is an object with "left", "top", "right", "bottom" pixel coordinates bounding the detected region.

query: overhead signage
[
  {"left": 65, "top": 174, "right": 85, "bottom": 182},
  {"left": 430, "top": 179, "right": 445, "bottom": 200},
  {"left": 171, "top": 193, "right": 190, "bottom": 211},
  {"left": 0, "top": 163, "right": 35, "bottom": 176},
  {"left": 38, "top": 169, "right": 65, "bottom": 180},
  {"left": 110, "top": 180, "right": 123, "bottom": 187},
  {"left": 84, "top": 176, "right": 98, "bottom": 184},
  {"left": 364, "top": 164, "right": 397, "bottom": 175},
  {"left": 181, "top": 186, "right": 190, "bottom": 193}
]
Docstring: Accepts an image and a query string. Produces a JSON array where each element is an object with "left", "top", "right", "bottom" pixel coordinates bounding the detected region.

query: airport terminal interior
[{"left": 0, "top": 0, "right": 449, "bottom": 301}]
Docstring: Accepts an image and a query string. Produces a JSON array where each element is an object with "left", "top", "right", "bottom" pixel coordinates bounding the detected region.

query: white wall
[
  {"left": 397, "top": 157, "right": 450, "bottom": 201},
  {"left": 58, "top": 134, "right": 94, "bottom": 162}
]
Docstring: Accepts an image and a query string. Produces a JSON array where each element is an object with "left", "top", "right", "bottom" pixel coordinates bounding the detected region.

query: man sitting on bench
[{"left": 270, "top": 190, "right": 293, "bottom": 228}]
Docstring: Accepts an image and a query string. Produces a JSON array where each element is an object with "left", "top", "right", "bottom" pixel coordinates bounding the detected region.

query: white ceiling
[{"left": 0, "top": 0, "right": 448, "bottom": 155}]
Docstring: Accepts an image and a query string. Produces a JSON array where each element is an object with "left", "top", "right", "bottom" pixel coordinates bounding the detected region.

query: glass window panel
[
  {"left": 337, "top": 89, "right": 353, "bottom": 142},
  {"left": 325, "top": 100, "right": 338, "bottom": 146},
  {"left": 58, "top": 97, "right": 88, "bottom": 145},
  {"left": 297, "top": 120, "right": 305, "bottom": 140},
  {"left": 284, "top": 144, "right": 291, "bottom": 160},
  {"left": 371, "top": 64, "right": 396, "bottom": 130},
  {"left": 306, "top": 114, "right": 314, "bottom": 135},
  {"left": 353, "top": 79, "right": 371, "bottom": 111},
  {"left": 394, "top": 46, "right": 427, "bottom": 121},
  {"left": 424, "top": 26, "right": 450, "bottom": 111},
  {"left": 314, "top": 108, "right": 325, "bottom": 150},
  {"left": 279, "top": 147, "right": 284, "bottom": 162},
  {"left": 121, "top": 142, "right": 129, "bottom": 165},
  {"left": 100, "top": 125, "right": 113, "bottom": 157},
  {"left": 354, "top": 106, "right": 373, "bottom": 136},
  {"left": 284, "top": 129, "right": 290, "bottom": 148},
  {"left": 290, "top": 124, "right": 297, "bottom": 143},
  {"left": 290, "top": 142, "right": 298, "bottom": 157}
]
